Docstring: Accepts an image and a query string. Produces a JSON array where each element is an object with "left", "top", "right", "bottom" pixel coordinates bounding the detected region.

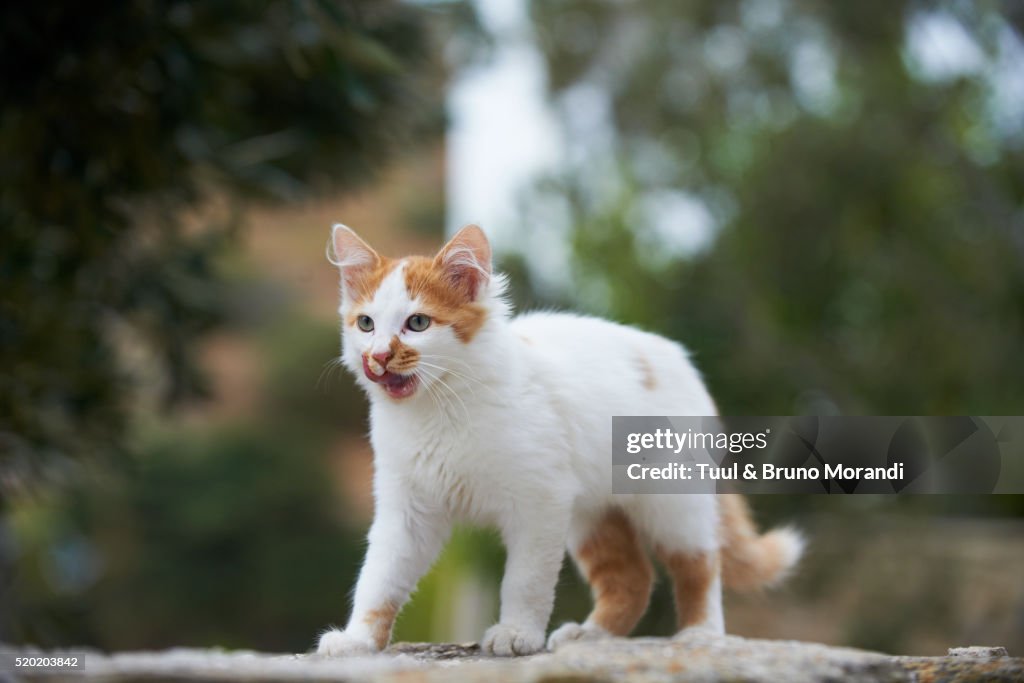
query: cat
[{"left": 317, "top": 224, "right": 803, "bottom": 657}]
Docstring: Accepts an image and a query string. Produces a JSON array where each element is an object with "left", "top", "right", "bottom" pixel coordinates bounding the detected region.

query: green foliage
[
  {"left": 6, "top": 312, "right": 368, "bottom": 650},
  {"left": 0, "top": 1, "right": 452, "bottom": 484},
  {"left": 261, "top": 313, "right": 368, "bottom": 434},
  {"left": 525, "top": 0, "right": 1024, "bottom": 415},
  {"left": 8, "top": 424, "right": 364, "bottom": 651},
  {"left": 392, "top": 527, "right": 504, "bottom": 643}
]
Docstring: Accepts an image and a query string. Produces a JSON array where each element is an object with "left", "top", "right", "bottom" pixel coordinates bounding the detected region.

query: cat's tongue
[{"left": 363, "top": 359, "right": 418, "bottom": 399}]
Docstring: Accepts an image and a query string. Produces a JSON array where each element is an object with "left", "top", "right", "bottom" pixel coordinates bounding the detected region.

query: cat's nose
[{"left": 371, "top": 350, "right": 393, "bottom": 368}]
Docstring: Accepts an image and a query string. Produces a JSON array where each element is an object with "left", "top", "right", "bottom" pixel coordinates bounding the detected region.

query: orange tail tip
[{"left": 718, "top": 494, "right": 805, "bottom": 591}]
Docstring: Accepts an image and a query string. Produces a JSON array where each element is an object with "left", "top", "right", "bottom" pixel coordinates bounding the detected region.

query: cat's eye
[
  {"left": 406, "top": 314, "right": 431, "bottom": 332},
  {"left": 356, "top": 315, "right": 374, "bottom": 332}
]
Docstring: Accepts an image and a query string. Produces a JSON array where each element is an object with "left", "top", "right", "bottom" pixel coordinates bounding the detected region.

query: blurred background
[{"left": 2, "top": 0, "right": 1024, "bottom": 657}]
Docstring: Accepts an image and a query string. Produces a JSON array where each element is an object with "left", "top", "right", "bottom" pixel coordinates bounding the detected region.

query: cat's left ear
[{"left": 435, "top": 224, "right": 492, "bottom": 301}]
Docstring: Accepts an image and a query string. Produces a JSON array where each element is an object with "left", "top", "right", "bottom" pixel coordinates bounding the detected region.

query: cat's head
[{"left": 329, "top": 224, "right": 504, "bottom": 402}]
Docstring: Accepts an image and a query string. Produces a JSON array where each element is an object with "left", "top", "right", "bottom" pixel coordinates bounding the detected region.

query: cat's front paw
[
  {"left": 546, "top": 621, "right": 610, "bottom": 651},
  {"left": 481, "top": 623, "right": 545, "bottom": 656},
  {"left": 317, "top": 629, "right": 378, "bottom": 657}
]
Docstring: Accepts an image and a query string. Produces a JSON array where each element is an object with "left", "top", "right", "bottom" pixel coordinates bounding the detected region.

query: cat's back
[
  {"left": 508, "top": 311, "right": 716, "bottom": 415},
  {"left": 510, "top": 310, "right": 684, "bottom": 364},
  {"left": 511, "top": 311, "right": 662, "bottom": 353}
]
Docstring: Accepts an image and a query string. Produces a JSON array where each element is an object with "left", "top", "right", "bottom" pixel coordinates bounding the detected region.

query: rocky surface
[{"left": 3, "top": 630, "right": 1020, "bottom": 682}]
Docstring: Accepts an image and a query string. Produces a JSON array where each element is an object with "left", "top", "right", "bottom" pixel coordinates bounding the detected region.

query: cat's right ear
[
  {"left": 435, "top": 224, "right": 492, "bottom": 302},
  {"left": 328, "top": 224, "right": 380, "bottom": 300}
]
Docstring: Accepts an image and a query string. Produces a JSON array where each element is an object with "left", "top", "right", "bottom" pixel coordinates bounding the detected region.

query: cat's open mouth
[
  {"left": 362, "top": 359, "right": 419, "bottom": 399},
  {"left": 377, "top": 372, "right": 418, "bottom": 399}
]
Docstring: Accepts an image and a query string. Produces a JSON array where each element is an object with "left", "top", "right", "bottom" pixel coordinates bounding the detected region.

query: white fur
[{"left": 319, "top": 250, "right": 725, "bottom": 657}]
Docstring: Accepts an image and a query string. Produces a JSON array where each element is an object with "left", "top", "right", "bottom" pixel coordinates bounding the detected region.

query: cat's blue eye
[
  {"left": 356, "top": 315, "right": 374, "bottom": 332},
  {"left": 406, "top": 314, "right": 431, "bottom": 332}
]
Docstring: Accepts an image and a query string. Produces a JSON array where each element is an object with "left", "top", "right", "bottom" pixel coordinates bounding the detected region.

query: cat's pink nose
[{"left": 371, "top": 350, "right": 393, "bottom": 368}]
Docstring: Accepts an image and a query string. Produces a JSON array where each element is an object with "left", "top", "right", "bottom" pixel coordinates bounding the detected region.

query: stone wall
[{"left": 4, "top": 630, "right": 1020, "bottom": 682}]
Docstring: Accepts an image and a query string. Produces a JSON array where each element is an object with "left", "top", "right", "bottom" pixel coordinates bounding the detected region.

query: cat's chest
[
  {"left": 398, "top": 428, "right": 501, "bottom": 520},
  {"left": 371, "top": 401, "right": 523, "bottom": 521}
]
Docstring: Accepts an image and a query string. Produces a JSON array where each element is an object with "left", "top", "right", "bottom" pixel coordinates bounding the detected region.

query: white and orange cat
[{"left": 317, "top": 224, "right": 803, "bottom": 657}]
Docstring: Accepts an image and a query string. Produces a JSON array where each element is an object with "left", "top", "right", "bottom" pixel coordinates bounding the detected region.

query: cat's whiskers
[
  {"left": 417, "top": 352, "right": 477, "bottom": 372},
  {"left": 416, "top": 373, "right": 448, "bottom": 428},
  {"left": 417, "top": 364, "right": 475, "bottom": 414},
  {"left": 412, "top": 364, "right": 455, "bottom": 418},
  {"left": 432, "top": 374, "right": 472, "bottom": 424},
  {"left": 416, "top": 366, "right": 463, "bottom": 423},
  {"left": 428, "top": 383, "right": 460, "bottom": 432},
  {"left": 417, "top": 353, "right": 490, "bottom": 380},
  {"left": 420, "top": 374, "right": 461, "bottom": 433},
  {"left": 415, "top": 365, "right": 471, "bottom": 424},
  {"left": 316, "top": 356, "right": 346, "bottom": 391},
  {"left": 417, "top": 355, "right": 500, "bottom": 399},
  {"left": 415, "top": 360, "right": 498, "bottom": 401}
]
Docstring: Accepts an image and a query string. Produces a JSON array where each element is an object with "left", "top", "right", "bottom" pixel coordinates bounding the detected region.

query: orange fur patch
[
  {"left": 718, "top": 494, "right": 791, "bottom": 590},
  {"left": 656, "top": 548, "right": 718, "bottom": 629},
  {"left": 364, "top": 601, "right": 399, "bottom": 650},
  {"left": 387, "top": 335, "right": 420, "bottom": 373},
  {"left": 575, "top": 508, "right": 654, "bottom": 635},
  {"left": 404, "top": 256, "right": 488, "bottom": 343},
  {"left": 635, "top": 353, "right": 657, "bottom": 390},
  {"left": 718, "top": 494, "right": 759, "bottom": 590},
  {"left": 344, "top": 256, "right": 399, "bottom": 307}
]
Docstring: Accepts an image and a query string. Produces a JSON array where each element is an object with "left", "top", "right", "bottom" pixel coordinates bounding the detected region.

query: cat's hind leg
[
  {"left": 655, "top": 545, "right": 723, "bottom": 634},
  {"left": 547, "top": 507, "right": 654, "bottom": 651},
  {"left": 636, "top": 494, "right": 725, "bottom": 635}
]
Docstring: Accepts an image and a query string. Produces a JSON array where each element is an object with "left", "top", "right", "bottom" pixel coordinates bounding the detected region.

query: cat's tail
[{"left": 718, "top": 494, "right": 804, "bottom": 591}]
